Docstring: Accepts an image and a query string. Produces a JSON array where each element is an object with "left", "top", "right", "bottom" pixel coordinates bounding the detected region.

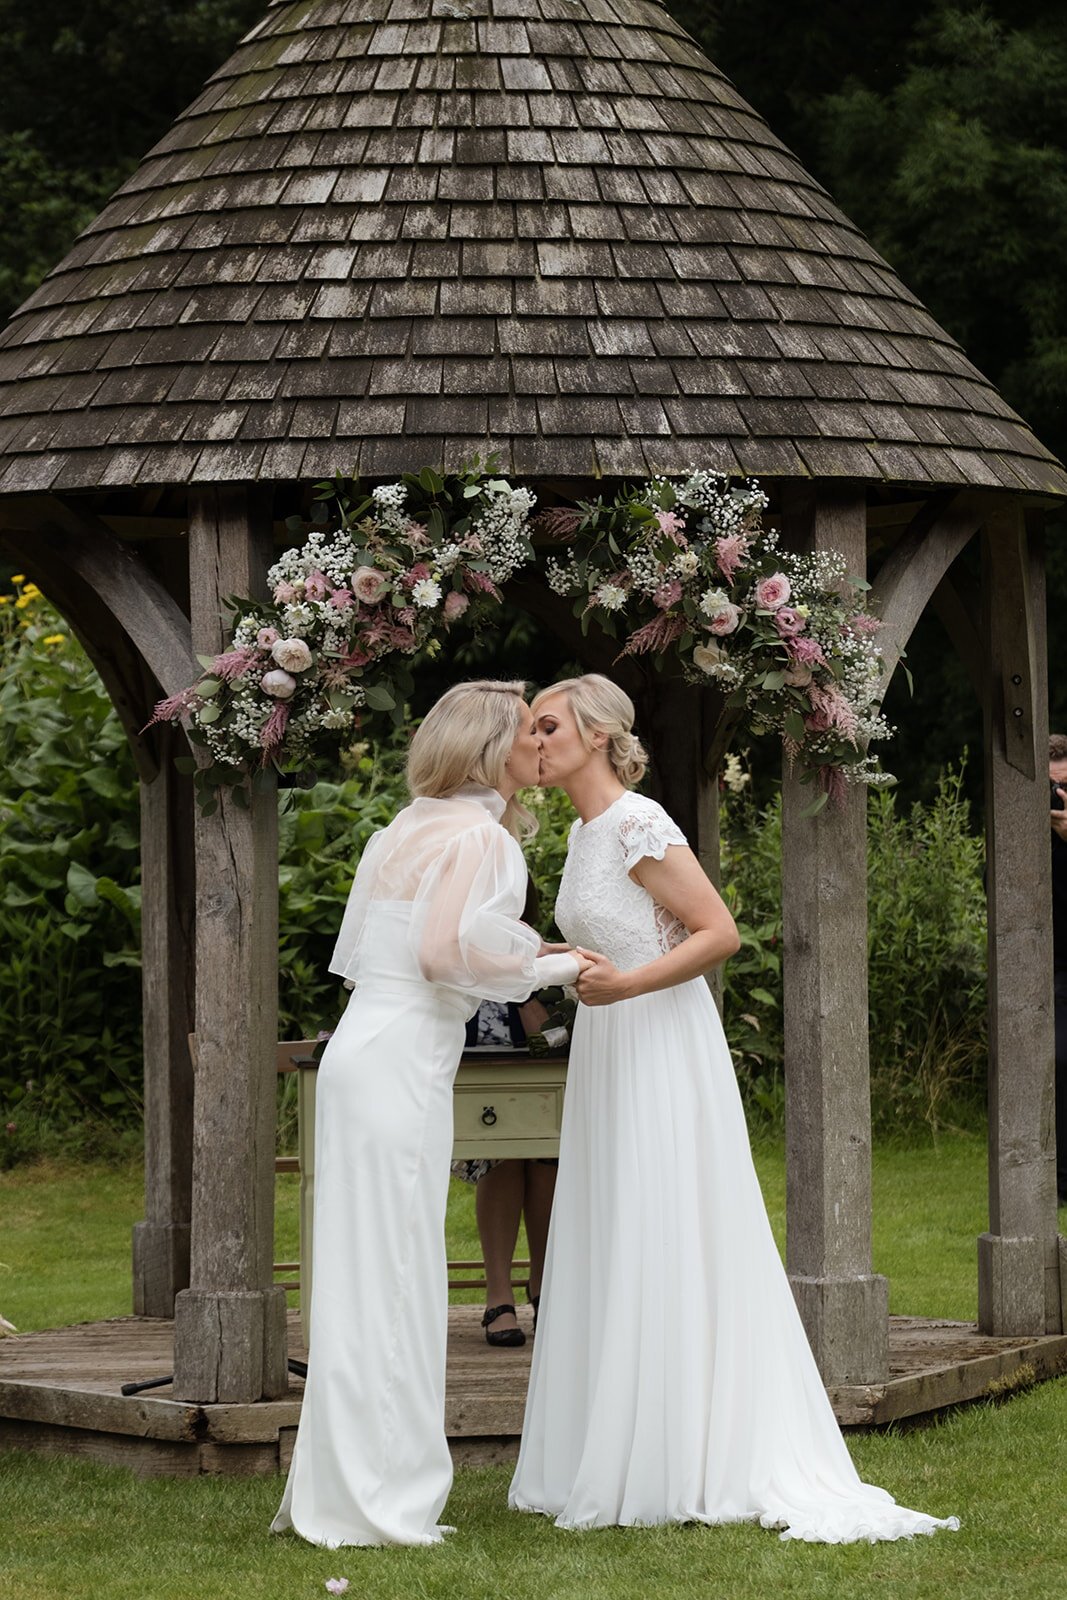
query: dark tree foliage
[{"left": 0, "top": 0, "right": 263, "bottom": 317}]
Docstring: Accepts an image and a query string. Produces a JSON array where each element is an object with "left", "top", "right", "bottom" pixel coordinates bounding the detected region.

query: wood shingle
[{"left": 0, "top": 0, "right": 1063, "bottom": 496}]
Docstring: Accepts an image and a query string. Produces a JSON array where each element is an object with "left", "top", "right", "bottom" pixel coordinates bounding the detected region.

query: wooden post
[
  {"left": 978, "top": 507, "right": 1061, "bottom": 1335},
  {"left": 781, "top": 486, "right": 888, "bottom": 1384},
  {"left": 172, "top": 486, "right": 287, "bottom": 1402},
  {"left": 132, "top": 726, "right": 196, "bottom": 1316}
]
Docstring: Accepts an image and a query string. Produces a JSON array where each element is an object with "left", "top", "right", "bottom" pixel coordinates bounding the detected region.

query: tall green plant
[
  {"left": 0, "top": 578, "right": 143, "bottom": 1147},
  {"left": 719, "top": 762, "right": 987, "bottom": 1131}
]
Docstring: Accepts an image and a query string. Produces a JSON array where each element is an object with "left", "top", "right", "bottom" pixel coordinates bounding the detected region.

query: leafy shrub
[
  {"left": 720, "top": 763, "right": 987, "bottom": 1132},
  {"left": 0, "top": 577, "right": 143, "bottom": 1154}
]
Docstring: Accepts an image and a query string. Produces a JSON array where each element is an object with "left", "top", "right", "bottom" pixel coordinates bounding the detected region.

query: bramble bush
[{"left": 1, "top": 587, "right": 989, "bottom": 1162}]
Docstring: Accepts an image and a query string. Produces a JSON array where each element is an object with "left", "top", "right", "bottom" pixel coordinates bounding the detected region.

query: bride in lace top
[{"left": 510, "top": 674, "right": 958, "bottom": 1545}]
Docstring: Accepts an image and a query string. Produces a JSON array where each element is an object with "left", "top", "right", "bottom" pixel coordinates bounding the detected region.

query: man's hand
[{"left": 1053, "top": 787, "right": 1067, "bottom": 843}]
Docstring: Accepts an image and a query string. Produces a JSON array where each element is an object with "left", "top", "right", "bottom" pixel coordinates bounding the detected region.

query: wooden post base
[
  {"left": 789, "top": 1272, "right": 890, "bottom": 1386},
  {"left": 172, "top": 1288, "right": 288, "bottom": 1403},
  {"left": 977, "top": 1232, "right": 1054, "bottom": 1336},
  {"left": 132, "top": 1222, "right": 191, "bottom": 1319}
]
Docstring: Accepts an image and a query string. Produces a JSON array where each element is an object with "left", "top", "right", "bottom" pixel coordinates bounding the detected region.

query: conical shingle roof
[{"left": 0, "top": 0, "right": 1064, "bottom": 497}]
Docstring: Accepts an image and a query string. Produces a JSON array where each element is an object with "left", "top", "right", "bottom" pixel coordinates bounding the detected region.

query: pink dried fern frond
[{"left": 618, "top": 612, "right": 686, "bottom": 657}]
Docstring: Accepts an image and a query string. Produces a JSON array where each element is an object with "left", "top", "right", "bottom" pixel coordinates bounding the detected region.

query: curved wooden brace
[
  {"left": 0, "top": 526, "right": 167, "bottom": 782},
  {"left": 871, "top": 491, "right": 984, "bottom": 689},
  {"left": 3, "top": 494, "right": 196, "bottom": 698}
]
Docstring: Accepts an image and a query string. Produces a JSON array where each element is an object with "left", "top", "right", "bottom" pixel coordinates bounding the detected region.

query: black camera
[{"left": 1052, "top": 779, "right": 1065, "bottom": 812}]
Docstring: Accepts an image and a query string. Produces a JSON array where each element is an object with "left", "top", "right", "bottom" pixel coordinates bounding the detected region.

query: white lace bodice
[{"left": 555, "top": 792, "right": 689, "bottom": 973}]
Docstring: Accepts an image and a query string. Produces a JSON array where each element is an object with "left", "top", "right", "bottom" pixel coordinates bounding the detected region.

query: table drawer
[{"left": 453, "top": 1082, "right": 564, "bottom": 1144}]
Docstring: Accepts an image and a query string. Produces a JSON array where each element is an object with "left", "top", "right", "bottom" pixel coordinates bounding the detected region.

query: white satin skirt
[
  {"left": 271, "top": 967, "right": 469, "bottom": 1547},
  {"left": 509, "top": 978, "right": 960, "bottom": 1543}
]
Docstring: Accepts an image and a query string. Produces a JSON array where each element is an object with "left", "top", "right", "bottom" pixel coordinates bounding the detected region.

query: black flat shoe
[{"left": 482, "top": 1303, "right": 525, "bottom": 1348}]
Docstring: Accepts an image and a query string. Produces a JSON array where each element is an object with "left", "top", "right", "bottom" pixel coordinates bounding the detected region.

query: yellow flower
[
  {"left": 0, "top": 595, "right": 10, "bottom": 606},
  {"left": 21, "top": 583, "right": 40, "bottom": 597},
  {"left": 15, "top": 596, "right": 30, "bottom": 609},
  {"left": 42, "top": 634, "right": 66, "bottom": 646},
  {"left": 10, "top": 573, "right": 25, "bottom": 584}
]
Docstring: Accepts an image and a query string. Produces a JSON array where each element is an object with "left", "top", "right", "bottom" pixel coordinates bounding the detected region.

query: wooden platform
[{"left": 1, "top": 1310, "right": 1065, "bottom": 1477}]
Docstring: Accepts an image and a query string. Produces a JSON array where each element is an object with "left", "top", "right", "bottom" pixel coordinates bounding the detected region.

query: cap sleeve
[{"left": 618, "top": 799, "right": 687, "bottom": 874}]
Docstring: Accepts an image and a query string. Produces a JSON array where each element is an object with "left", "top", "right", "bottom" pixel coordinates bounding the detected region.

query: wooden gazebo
[{"left": 0, "top": 0, "right": 1064, "bottom": 1417}]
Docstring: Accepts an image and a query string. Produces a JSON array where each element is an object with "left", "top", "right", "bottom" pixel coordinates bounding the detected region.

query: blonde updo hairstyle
[
  {"left": 407, "top": 679, "right": 537, "bottom": 839},
  {"left": 532, "top": 673, "right": 648, "bottom": 788}
]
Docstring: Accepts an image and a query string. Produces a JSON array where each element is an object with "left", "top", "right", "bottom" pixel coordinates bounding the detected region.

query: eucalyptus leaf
[{"left": 363, "top": 682, "right": 396, "bottom": 712}]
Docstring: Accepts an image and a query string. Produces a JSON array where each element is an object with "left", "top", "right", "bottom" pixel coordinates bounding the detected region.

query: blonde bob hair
[
  {"left": 407, "top": 679, "right": 536, "bottom": 839},
  {"left": 531, "top": 673, "right": 648, "bottom": 788}
]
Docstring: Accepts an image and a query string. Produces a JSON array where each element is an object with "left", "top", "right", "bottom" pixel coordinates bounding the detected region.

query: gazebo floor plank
[{"left": 1, "top": 1309, "right": 1064, "bottom": 1478}]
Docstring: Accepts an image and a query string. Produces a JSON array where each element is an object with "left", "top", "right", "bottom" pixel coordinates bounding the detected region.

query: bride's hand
[
  {"left": 538, "top": 940, "right": 573, "bottom": 957},
  {"left": 573, "top": 948, "right": 630, "bottom": 1006}
]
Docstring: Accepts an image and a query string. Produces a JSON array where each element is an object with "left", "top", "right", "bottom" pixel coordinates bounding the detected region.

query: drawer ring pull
[{"left": 480, "top": 1105, "right": 497, "bottom": 1127}]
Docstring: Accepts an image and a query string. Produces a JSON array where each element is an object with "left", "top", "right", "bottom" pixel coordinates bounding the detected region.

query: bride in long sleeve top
[{"left": 273, "top": 680, "right": 583, "bottom": 1549}]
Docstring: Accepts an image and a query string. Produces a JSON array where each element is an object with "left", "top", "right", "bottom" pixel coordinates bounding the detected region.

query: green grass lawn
[{"left": 1, "top": 1136, "right": 1065, "bottom": 1600}]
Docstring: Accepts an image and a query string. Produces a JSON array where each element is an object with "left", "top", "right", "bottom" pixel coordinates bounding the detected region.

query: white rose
[
  {"left": 261, "top": 668, "right": 297, "bottom": 700},
  {"left": 595, "top": 582, "right": 626, "bottom": 611},
  {"left": 351, "top": 566, "right": 389, "bottom": 605},
  {"left": 411, "top": 577, "right": 443, "bottom": 609},
  {"left": 271, "top": 637, "right": 312, "bottom": 672},
  {"left": 692, "top": 641, "right": 726, "bottom": 674}
]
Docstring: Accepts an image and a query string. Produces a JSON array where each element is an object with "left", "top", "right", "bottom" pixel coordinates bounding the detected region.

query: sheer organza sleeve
[
  {"left": 328, "top": 825, "right": 391, "bottom": 982},
  {"left": 618, "top": 799, "right": 688, "bottom": 874},
  {"left": 413, "top": 821, "right": 579, "bottom": 1000}
]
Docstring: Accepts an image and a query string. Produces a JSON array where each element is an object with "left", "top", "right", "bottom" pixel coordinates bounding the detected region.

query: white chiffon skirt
[
  {"left": 509, "top": 978, "right": 959, "bottom": 1543},
  {"left": 271, "top": 960, "right": 469, "bottom": 1547}
]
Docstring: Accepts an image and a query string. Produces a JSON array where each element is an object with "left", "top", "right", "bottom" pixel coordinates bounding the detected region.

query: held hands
[{"left": 573, "top": 947, "right": 631, "bottom": 1006}]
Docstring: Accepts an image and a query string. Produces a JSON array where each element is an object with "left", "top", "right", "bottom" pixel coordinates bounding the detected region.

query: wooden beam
[
  {"left": 172, "top": 485, "right": 287, "bottom": 1404},
  {"left": 978, "top": 507, "right": 1061, "bottom": 1335},
  {"left": 930, "top": 569, "right": 984, "bottom": 704},
  {"left": 871, "top": 492, "right": 982, "bottom": 689},
  {"left": 780, "top": 484, "right": 888, "bottom": 1385},
  {"left": 132, "top": 725, "right": 196, "bottom": 1318},
  {"left": 1, "top": 495, "right": 195, "bottom": 699}
]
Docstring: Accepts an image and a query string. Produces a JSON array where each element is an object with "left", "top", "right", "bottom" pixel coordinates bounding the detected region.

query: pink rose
[
  {"left": 329, "top": 588, "right": 353, "bottom": 610},
  {"left": 351, "top": 566, "right": 389, "bottom": 606},
  {"left": 707, "top": 603, "right": 741, "bottom": 635},
  {"left": 304, "top": 570, "right": 329, "bottom": 602},
  {"left": 273, "top": 581, "right": 295, "bottom": 604},
  {"left": 653, "top": 579, "right": 683, "bottom": 610},
  {"left": 443, "top": 590, "right": 470, "bottom": 622},
  {"left": 261, "top": 668, "right": 297, "bottom": 700},
  {"left": 714, "top": 534, "right": 748, "bottom": 583},
  {"left": 774, "top": 607, "right": 805, "bottom": 638},
  {"left": 256, "top": 626, "right": 279, "bottom": 650},
  {"left": 783, "top": 664, "right": 813, "bottom": 688},
  {"left": 754, "top": 573, "right": 791, "bottom": 611}
]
